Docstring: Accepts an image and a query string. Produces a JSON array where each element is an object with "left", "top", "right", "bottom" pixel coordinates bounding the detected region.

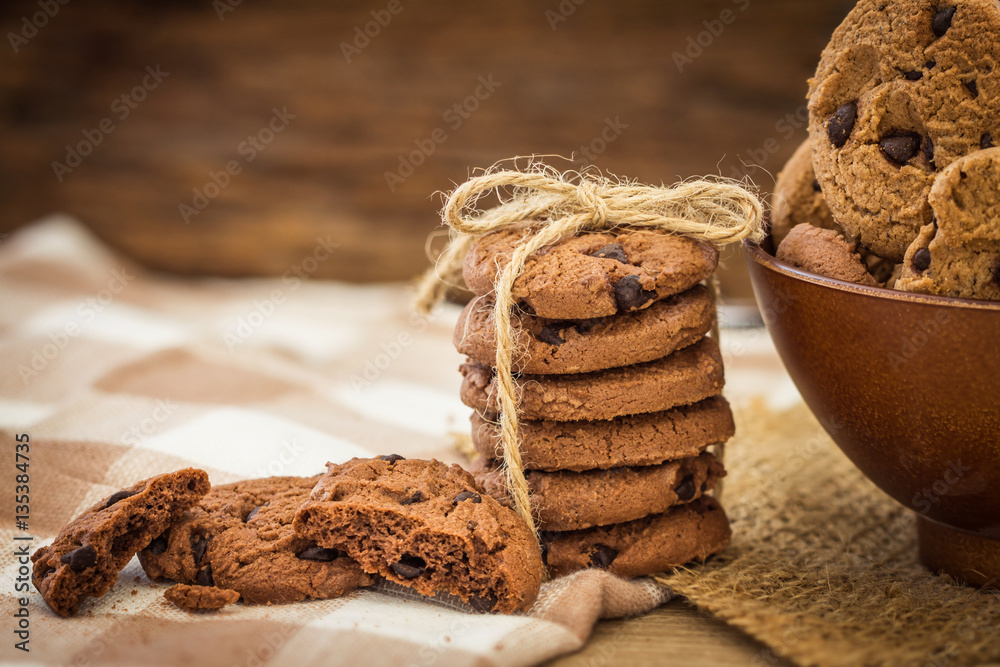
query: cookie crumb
[{"left": 164, "top": 584, "right": 240, "bottom": 612}]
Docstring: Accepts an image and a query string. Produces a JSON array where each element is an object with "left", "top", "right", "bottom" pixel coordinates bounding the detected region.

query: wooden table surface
[{"left": 546, "top": 600, "right": 794, "bottom": 667}]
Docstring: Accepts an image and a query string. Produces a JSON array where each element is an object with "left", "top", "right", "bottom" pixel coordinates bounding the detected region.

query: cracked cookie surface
[
  {"left": 473, "top": 452, "right": 725, "bottom": 531},
  {"left": 460, "top": 337, "right": 725, "bottom": 421},
  {"left": 463, "top": 223, "right": 718, "bottom": 319},
  {"left": 541, "top": 497, "right": 732, "bottom": 578},
  {"left": 454, "top": 285, "right": 714, "bottom": 375},
  {"left": 32, "top": 468, "right": 210, "bottom": 617},
  {"left": 139, "top": 476, "right": 371, "bottom": 605},
  {"left": 469, "top": 396, "right": 734, "bottom": 472},
  {"left": 294, "top": 456, "right": 543, "bottom": 614}
]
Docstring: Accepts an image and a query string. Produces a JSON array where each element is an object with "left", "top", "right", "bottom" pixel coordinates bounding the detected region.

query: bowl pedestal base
[{"left": 918, "top": 516, "right": 1000, "bottom": 590}]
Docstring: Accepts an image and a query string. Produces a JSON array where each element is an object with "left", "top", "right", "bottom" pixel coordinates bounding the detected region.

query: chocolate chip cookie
[
  {"left": 463, "top": 223, "right": 719, "bottom": 319},
  {"left": 776, "top": 223, "right": 881, "bottom": 286},
  {"left": 31, "top": 468, "right": 210, "bottom": 617},
  {"left": 470, "top": 396, "right": 735, "bottom": 471},
  {"left": 139, "top": 476, "right": 372, "bottom": 605},
  {"left": 473, "top": 452, "right": 724, "bottom": 531},
  {"left": 164, "top": 584, "right": 240, "bottom": 612},
  {"left": 808, "top": 0, "right": 1000, "bottom": 261},
  {"left": 771, "top": 139, "right": 842, "bottom": 246},
  {"left": 459, "top": 336, "right": 724, "bottom": 421},
  {"left": 541, "top": 496, "right": 732, "bottom": 578},
  {"left": 454, "top": 285, "right": 714, "bottom": 375},
  {"left": 896, "top": 147, "right": 1000, "bottom": 300},
  {"left": 293, "top": 456, "right": 543, "bottom": 614}
]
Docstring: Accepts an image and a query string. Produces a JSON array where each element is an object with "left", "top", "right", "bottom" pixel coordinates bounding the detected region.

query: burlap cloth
[
  {"left": 1, "top": 217, "right": 998, "bottom": 666},
  {"left": 663, "top": 401, "right": 1000, "bottom": 667}
]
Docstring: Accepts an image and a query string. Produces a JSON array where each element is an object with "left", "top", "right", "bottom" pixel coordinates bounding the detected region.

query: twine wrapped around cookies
[{"left": 416, "top": 162, "right": 765, "bottom": 541}]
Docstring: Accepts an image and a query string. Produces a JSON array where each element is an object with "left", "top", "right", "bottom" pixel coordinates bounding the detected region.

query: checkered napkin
[{"left": 0, "top": 216, "right": 674, "bottom": 667}]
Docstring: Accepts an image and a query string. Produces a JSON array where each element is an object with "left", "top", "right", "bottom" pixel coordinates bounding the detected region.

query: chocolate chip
[
  {"left": 982, "top": 133, "right": 994, "bottom": 149},
  {"left": 826, "top": 102, "right": 858, "bottom": 148},
  {"left": 104, "top": 489, "right": 136, "bottom": 509},
  {"left": 60, "top": 545, "right": 97, "bottom": 572},
  {"left": 297, "top": 546, "right": 341, "bottom": 562},
  {"left": 675, "top": 476, "right": 697, "bottom": 502},
  {"left": 588, "top": 544, "right": 618, "bottom": 569},
  {"left": 245, "top": 505, "right": 262, "bottom": 522},
  {"left": 536, "top": 325, "right": 567, "bottom": 346},
  {"left": 574, "top": 319, "right": 601, "bottom": 335},
  {"left": 992, "top": 262, "right": 1000, "bottom": 287},
  {"left": 964, "top": 80, "right": 979, "bottom": 98},
  {"left": 812, "top": 180, "right": 822, "bottom": 193},
  {"left": 378, "top": 454, "right": 405, "bottom": 464},
  {"left": 41, "top": 567, "right": 55, "bottom": 579},
  {"left": 923, "top": 136, "right": 936, "bottom": 169},
  {"left": 590, "top": 243, "right": 629, "bottom": 264},
  {"left": 613, "top": 275, "right": 656, "bottom": 312},
  {"left": 469, "top": 593, "right": 498, "bottom": 613},
  {"left": 401, "top": 490, "right": 424, "bottom": 505},
  {"left": 880, "top": 133, "right": 921, "bottom": 166},
  {"left": 148, "top": 533, "right": 169, "bottom": 555},
  {"left": 926, "top": 60, "right": 937, "bottom": 70},
  {"left": 453, "top": 491, "right": 482, "bottom": 504},
  {"left": 913, "top": 248, "right": 932, "bottom": 272},
  {"left": 390, "top": 555, "right": 426, "bottom": 579},
  {"left": 903, "top": 70, "right": 923, "bottom": 81},
  {"left": 196, "top": 564, "right": 214, "bottom": 587},
  {"left": 932, "top": 6, "right": 956, "bottom": 38},
  {"left": 192, "top": 537, "right": 208, "bottom": 565}
]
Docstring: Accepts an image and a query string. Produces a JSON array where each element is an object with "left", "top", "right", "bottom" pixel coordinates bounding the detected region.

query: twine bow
[{"left": 416, "top": 162, "right": 765, "bottom": 542}]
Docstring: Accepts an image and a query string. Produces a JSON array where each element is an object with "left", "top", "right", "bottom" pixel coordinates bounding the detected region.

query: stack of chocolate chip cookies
[{"left": 454, "top": 222, "right": 734, "bottom": 578}]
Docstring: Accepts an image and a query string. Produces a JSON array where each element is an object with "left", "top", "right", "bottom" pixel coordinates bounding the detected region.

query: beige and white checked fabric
[{"left": 4, "top": 216, "right": 775, "bottom": 667}]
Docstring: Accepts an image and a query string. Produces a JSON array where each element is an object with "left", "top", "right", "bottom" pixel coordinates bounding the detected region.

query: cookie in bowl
[
  {"left": 771, "top": 138, "right": 841, "bottom": 246},
  {"left": 896, "top": 147, "right": 1000, "bottom": 301},
  {"left": 776, "top": 223, "right": 882, "bottom": 286},
  {"left": 808, "top": 0, "right": 1000, "bottom": 261}
]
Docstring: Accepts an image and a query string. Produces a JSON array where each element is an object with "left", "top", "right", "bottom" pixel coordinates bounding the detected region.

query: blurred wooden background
[{"left": 0, "top": 0, "right": 853, "bottom": 294}]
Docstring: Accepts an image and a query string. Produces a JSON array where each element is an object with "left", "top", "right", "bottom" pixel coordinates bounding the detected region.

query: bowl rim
[{"left": 744, "top": 240, "right": 1000, "bottom": 312}]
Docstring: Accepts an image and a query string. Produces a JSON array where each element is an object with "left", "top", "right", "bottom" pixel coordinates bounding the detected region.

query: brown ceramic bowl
[{"left": 745, "top": 239, "right": 1000, "bottom": 588}]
